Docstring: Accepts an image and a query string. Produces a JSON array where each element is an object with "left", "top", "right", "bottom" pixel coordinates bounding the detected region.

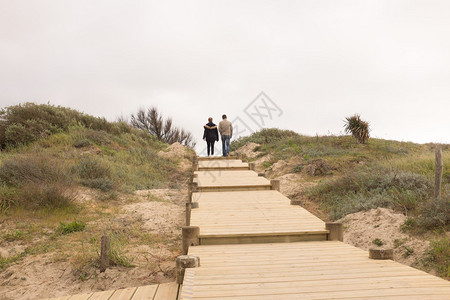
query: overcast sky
[{"left": 1, "top": 0, "right": 449, "bottom": 151}]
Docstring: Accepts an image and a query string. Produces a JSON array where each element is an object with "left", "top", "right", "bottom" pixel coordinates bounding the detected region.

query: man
[
  {"left": 218, "top": 114, "right": 233, "bottom": 157},
  {"left": 203, "top": 117, "right": 219, "bottom": 157}
]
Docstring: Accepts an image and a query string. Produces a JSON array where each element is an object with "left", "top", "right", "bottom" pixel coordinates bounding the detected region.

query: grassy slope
[
  {"left": 0, "top": 117, "right": 192, "bottom": 279},
  {"left": 231, "top": 128, "right": 449, "bottom": 279}
]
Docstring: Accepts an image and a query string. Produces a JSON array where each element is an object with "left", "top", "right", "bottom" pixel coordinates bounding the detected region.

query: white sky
[{"left": 1, "top": 0, "right": 449, "bottom": 151}]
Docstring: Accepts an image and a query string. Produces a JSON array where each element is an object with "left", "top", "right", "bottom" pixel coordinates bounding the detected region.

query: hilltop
[
  {"left": 0, "top": 103, "right": 194, "bottom": 299},
  {"left": 231, "top": 128, "right": 449, "bottom": 279}
]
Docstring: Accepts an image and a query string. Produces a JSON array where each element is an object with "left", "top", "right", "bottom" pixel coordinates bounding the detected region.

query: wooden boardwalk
[
  {"left": 191, "top": 190, "right": 327, "bottom": 244},
  {"left": 193, "top": 170, "right": 271, "bottom": 192},
  {"left": 198, "top": 159, "right": 249, "bottom": 171},
  {"left": 181, "top": 157, "right": 450, "bottom": 299},
  {"left": 45, "top": 280, "right": 179, "bottom": 300},
  {"left": 47, "top": 156, "right": 450, "bottom": 300}
]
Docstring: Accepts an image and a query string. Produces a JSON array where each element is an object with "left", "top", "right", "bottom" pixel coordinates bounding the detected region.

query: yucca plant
[{"left": 344, "top": 114, "right": 370, "bottom": 144}]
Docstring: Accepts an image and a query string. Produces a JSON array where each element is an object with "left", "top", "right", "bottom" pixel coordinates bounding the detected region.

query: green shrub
[
  {"left": 3, "top": 230, "right": 24, "bottom": 242},
  {"left": 76, "top": 157, "right": 111, "bottom": 180},
  {"left": 73, "top": 139, "right": 91, "bottom": 148},
  {"left": 307, "top": 167, "right": 432, "bottom": 219},
  {"left": 80, "top": 178, "right": 114, "bottom": 192},
  {"left": 293, "top": 165, "right": 303, "bottom": 173},
  {"left": 416, "top": 196, "right": 449, "bottom": 230},
  {"left": 0, "top": 102, "right": 132, "bottom": 149},
  {"left": 0, "top": 154, "right": 69, "bottom": 186},
  {"left": 231, "top": 128, "right": 300, "bottom": 151},
  {"left": 419, "top": 238, "right": 449, "bottom": 279},
  {"left": 58, "top": 221, "right": 86, "bottom": 235},
  {"left": 0, "top": 184, "right": 17, "bottom": 213},
  {"left": 372, "top": 238, "right": 384, "bottom": 246},
  {"left": 403, "top": 246, "right": 414, "bottom": 258},
  {"left": 401, "top": 217, "right": 417, "bottom": 232},
  {"left": 19, "top": 183, "right": 74, "bottom": 209}
]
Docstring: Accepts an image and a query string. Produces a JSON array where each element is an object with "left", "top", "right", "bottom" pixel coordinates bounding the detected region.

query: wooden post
[
  {"left": 182, "top": 226, "right": 200, "bottom": 255},
  {"left": 270, "top": 179, "right": 280, "bottom": 191},
  {"left": 290, "top": 199, "right": 302, "bottom": 205},
  {"left": 190, "top": 182, "right": 198, "bottom": 193},
  {"left": 185, "top": 202, "right": 192, "bottom": 226},
  {"left": 188, "top": 182, "right": 198, "bottom": 203},
  {"left": 258, "top": 172, "right": 265, "bottom": 177},
  {"left": 176, "top": 255, "right": 200, "bottom": 284},
  {"left": 369, "top": 248, "right": 393, "bottom": 260},
  {"left": 326, "top": 222, "right": 343, "bottom": 241},
  {"left": 191, "top": 202, "right": 199, "bottom": 209},
  {"left": 435, "top": 145, "right": 443, "bottom": 199},
  {"left": 100, "top": 235, "right": 110, "bottom": 272},
  {"left": 248, "top": 162, "right": 255, "bottom": 171}
]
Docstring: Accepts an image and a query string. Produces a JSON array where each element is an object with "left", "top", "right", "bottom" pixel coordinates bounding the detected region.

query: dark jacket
[{"left": 203, "top": 122, "right": 219, "bottom": 142}]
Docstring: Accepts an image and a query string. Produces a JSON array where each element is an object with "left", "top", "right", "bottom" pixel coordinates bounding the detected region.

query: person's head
[
  {"left": 222, "top": 114, "right": 227, "bottom": 119},
  {"left": 208, "top": 117, "right": 213, "bottom": 122}
]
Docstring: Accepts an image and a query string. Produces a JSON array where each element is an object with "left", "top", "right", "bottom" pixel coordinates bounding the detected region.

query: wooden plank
[
  {"left": 182, "top": 242, "right": 450, "bottom": 299},
  {"left": 131, "top": 285, "right": 159, "bottom": 300},
  {"left": 86, "top": 290, "right": 115, "bottom": 300},
  {"left": 197, "top": 156, "right": 239, "bottom": 161},
  {"left": 153, "top": 282, "right": 179, "bottom": 300},
  {"left": 46, "top": 297, "right": 72, "bottom": 300},
  {"left": 109, "top": 287, "right": 137, "bottom": 300},
  {"left": 68, "top": 293, "right": 93, "bottom": 300}
]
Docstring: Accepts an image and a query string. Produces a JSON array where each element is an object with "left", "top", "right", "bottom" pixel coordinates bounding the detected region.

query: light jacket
[{"left": 219, "top": 119, "right": 233, "bottom": 138}]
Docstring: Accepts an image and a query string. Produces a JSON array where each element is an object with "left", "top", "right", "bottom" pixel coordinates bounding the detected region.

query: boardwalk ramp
[{"left": 180, "top": 156, "right": 450, "bottom": 299}]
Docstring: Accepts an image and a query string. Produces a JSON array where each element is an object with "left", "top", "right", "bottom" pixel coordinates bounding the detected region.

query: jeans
[{"left": 221, "top": 135, "right": 230, "bottom": 157}]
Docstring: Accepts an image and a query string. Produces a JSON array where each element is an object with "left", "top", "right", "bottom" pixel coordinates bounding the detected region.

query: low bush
[
  {"left": 416, "top": 195, "right": 450, "bottom": 230},
  {"left": 73, "top": 139, "right": 91, "bottom": 148},
  {"left": 307, "top": 166, "right": 432, "bottom": 220},
  {"left": 76, "top": 156, "right": 111, "bottom": 180},
  {"left": 419, "top": 238, "right": 450, "bottom": 279},
  {"left": 231, "top": 128, "right": 300, "bottom": 151},
  {"left": 0, "top": 154, "right": 69, "bottom": 186},
  {"left": 18, "top": 183, "right": 75, "bottom": 209},
  {"left": 0, "top": 103, "right": 131, "bottom": 149},
  {"left": 58, "top": 221, "right": 86, "bottom": 235},
  {"left": 80, "top": 178, "right": 114, "bottom": 192},
  {"left": 0, "top": 153, "right": 75, "bottom": 210}
]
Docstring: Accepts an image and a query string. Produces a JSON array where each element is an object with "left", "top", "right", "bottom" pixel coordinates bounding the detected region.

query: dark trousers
[{"left": 207, "top": 141, "right": 215, "bottom": 156}]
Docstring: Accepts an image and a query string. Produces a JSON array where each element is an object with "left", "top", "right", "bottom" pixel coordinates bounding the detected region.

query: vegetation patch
[
  {"left": 307, "top": 166, "right": 432, "bottom": 220},
  {"left": 417, "top": 238, "right": 450, "bottom": 279},
  {"left": 372, "top": 238, "right": 384, "bottom": 247},
  {"left": 58, "top": 221, "right": 86, "bottom": 235}
]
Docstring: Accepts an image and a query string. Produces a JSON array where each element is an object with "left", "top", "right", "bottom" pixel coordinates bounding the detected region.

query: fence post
[
  {"left": 435, "top": 145, "right": 443, "bottom": 199},
  {"left": 100, "top": 236, "right": 110, "bottom": 272}
]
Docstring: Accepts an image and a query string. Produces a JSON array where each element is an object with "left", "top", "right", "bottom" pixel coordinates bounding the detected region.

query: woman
[{"left": 203, "top": 117, "right": 219, "bottom": 156}]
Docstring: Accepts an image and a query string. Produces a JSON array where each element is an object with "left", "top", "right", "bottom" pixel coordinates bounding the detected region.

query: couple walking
[{"left": 203, "top": 114, "right": 233, "bottom": 157}]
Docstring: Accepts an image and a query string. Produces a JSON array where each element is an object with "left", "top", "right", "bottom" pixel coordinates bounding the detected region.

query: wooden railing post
[
  {"left": 182, "top": 226, "right": 200, "bottom": 255},
  {"left": 326, "top": 222, "right": 343, "bottom": 241},
  {"left": 369, "top": 248, "right": 393, "bottom": 260},
  {"left": 270, "top": 179, "right": 280, "bottom": 191},
  {"left": 176, "top": 255, "right": 200, "bottom": 284}
]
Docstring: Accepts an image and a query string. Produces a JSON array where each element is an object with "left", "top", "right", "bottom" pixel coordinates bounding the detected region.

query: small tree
[
  {"left": 344, "top": 114, "right": 370, "bottom": 144},
  {"left": 130, "top": 107, "right": 196, "bottom": 148}
]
